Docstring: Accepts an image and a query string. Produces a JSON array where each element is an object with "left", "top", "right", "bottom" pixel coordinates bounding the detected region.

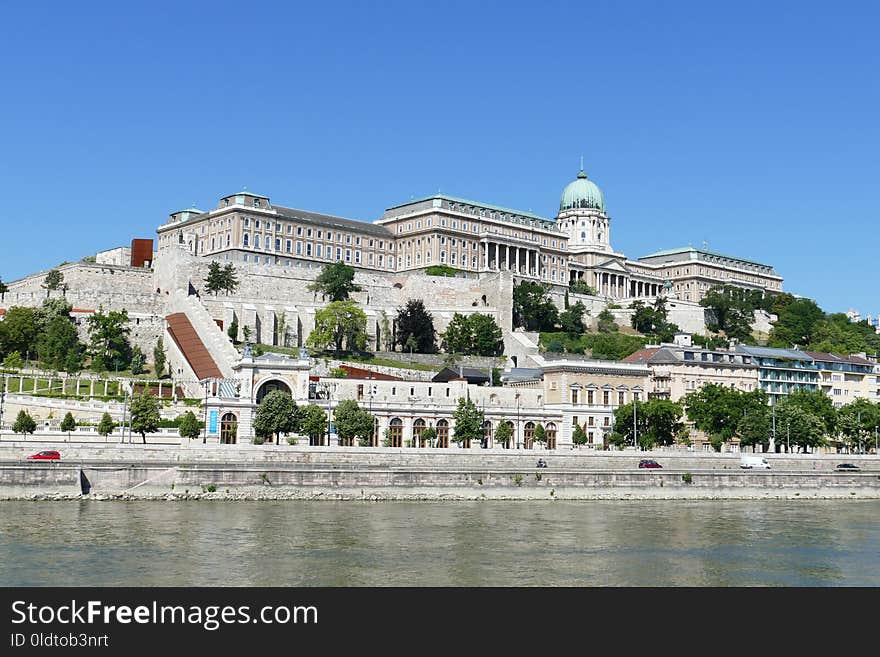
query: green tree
[
  {"left": 569, "top": 280, "right": 597, "bottom": 296},
  {"left": 153, "top": 338, "right": 167, "bottom": 378},
  {"left": 614, "top": 399, "right": 684, "bottom": 449},
  {"left": 177, "top": 411, "right": 202, "bottom": 441},
  {"left": 298, "top": 404, "right": 328, "bottom": 445},
  {"left": 242, "top": 325, "right": 252, "bottom": 343},
  {"left": 222, "top": 263, "right": 239, "bottom": 294},
  {"left": 306, "top": 301, "right": 368, "bottom": 352},
  {"left": 60, "top": 412, "right": 76, "bottom": 438},
  {"left": 737, "top": 407, "right": 771, "bottom": 452},
  {"left": 3, "top": 352, "right": 23, "bottom": 369},
  {"left": 130, "top": 346, "right": 145, "bottom": 375},
  {"left": 332, "top": 399, "right": 375, "bottom": 447},
  {"left": 97, "top": 412, "right": 116, "bottom": 438},
  {"left": 227, "top": 316, "right": 239, "bottom": 343},
  {"left": 36, "top": 315, "right": 81, "bottom": 370},
  {"left": 596, "top": 309, "right": 618, "bottom": 333},
  {"left": 440, "top": 313, "right": 503, "bottom": 357},
  {"left": 684, "top": 385, "right": 767, "bottom": 444},
  {"left": 0, "top": 307, "right": 41, "bottom": 359},
  {"left": 494, "top": 421, "right": 513, "bottom": 449},
  {"left": 451, "top": 397, "right": 484, "bottom": 447},
  {"left": 583, "top": 333, "right": 646, "bottom": 360},
  {"left": 699, "top": 285, "right": 756, "bottom": 343},
  {"left": 0, "top": 276, "right": 8, "bottom": 299},
  {"left": 558, "top": 301, "right": 586, "bottom": 336},
  {"left": 13, "top": 410, "right": 37, "bottom": 435},
  {"left": 837, "top": 399, "right": 880, "bottom": 453},
  {"left": 774, "top": 402, "right": 827, "bottom": 453},
  {"left": 204, "top": 261, "right": 224, "bottom": 295},
  {"left": 768, "top": 297, "right": 825, "bottom": 348},
  {"left": 308, "top": 261, "right": 362, "bottom": 301},
  {"left": 395, "top": 299, "right": 437, "bottom": 353},
  {"left": 379, "top": 310, "right": 393, "bottom": 351},
  {"left": 87, "top": 307, "right": 131, "bottom": 370},
  {"left": 782, "top": 389, "right": 837, "bottom": 435},
  {"left": 572, "top": 423, "right": 587, "bottom": 446},
  {"left": 129, "top": 392, "right": 160, "bottom": 444},
  {"left": 418, "top": 426, "right": 437, "bottom": 448},
  {"left": 253, "top": 390, "right": 299, "bottom": 444},
  {"left": 513, "top": 281, "right": 558, "bottom": 331},
  {"left": 43, "top": 268, "right": 64, "bottom": 292},
  {"left": 534, "top": 422, "right": 547, "bottom": 446}
]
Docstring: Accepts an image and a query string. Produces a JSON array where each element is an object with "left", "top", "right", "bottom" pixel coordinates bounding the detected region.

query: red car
[
  {"left": 26, "top": 450, "right": 61, "bottom": 461},
  {"left": 638, "top": 459, "right": 662, "bottom": 469}
]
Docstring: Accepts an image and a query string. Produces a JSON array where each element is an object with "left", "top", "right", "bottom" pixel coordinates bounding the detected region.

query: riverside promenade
[{"left": 1, "top": 439, "right": 878, "bottom": 500}]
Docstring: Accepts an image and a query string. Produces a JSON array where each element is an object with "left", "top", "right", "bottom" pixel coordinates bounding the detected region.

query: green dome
[{"left": 559, "top": 169, "right": 605, "bottom": 212}]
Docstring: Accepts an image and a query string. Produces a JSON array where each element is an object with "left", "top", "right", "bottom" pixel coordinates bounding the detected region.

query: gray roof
[
  {"left": 274, "top": 205, "right": 394, "bottom": 239},
  {"left": 735, "top": 345, "right": 814, "bottom": 361}
]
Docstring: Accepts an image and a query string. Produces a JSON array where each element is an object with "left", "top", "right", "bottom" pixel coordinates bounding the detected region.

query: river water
[{"left": 1, "top": 500, "right": 878, "bottom": 586}]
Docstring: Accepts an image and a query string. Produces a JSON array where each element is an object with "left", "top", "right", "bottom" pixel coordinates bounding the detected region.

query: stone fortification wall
[
  {"left": 4, "top": 262, "right": 160, "bottom": 314},
  {"left": 155, "top": 249, "right": 512, "bottom": 351}
]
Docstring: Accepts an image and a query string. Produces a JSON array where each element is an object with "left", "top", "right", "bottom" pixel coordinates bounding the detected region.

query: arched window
[
  {"left": 581, "top": 232, "right": 586, "bottom": 240},
  {"left": 243, "top": 234, "right": 249, "bottom": 247},
  {"left": 220, "top": 413, "right": 238, "bottom": 445},
  {"left": 389, "top": 418, "right": 403, "bottom": 448},
  {"left": 436, "top": 419, "right": 449, "bottom": 448},
  {"left": 265, "top": 236, "right": 271, "bottom": 250},
  {"left": 524, "top": 422, "right": 535, "bottom": 449},
  {"left": 546, "top": 422, "right": 557, "bottom": 450},
  {"left": 413, "top": 419, "right": 427, "bottom": 447}
]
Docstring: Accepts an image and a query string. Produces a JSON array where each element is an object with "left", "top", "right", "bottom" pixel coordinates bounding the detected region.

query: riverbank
[{"left": 2, "top": 441, "right": 878, "bottom": 501}]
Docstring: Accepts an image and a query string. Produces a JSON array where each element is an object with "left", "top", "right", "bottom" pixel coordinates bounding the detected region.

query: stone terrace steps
[{"left": 166, "top": 313, "right": 223, "bottom": 380}]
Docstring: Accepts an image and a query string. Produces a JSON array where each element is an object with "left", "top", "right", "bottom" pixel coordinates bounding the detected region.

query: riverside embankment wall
[{"left": 1, "top": 445, "right": 879, "bottom": 500}]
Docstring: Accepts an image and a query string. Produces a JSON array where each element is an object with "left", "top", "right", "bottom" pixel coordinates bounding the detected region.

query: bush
[
  {"left": 202, "top": 484, "right": 217, "bottom": 493},
  {"left": 252, "top": 435, "right": 266, "bottom": 445},
  {"left": 425, "top": 264, "right": 459, "bottom": 277},
  {"left": 286, "top": 436, "right": 298, "bottom": 445},
  {"left": 682, "top": 472, "right": 693, "bottom": 484}
]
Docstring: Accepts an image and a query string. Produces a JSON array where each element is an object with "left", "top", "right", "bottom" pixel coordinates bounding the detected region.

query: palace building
[{"left": 156, "top": 165, "right": 783, "bottom": 302}]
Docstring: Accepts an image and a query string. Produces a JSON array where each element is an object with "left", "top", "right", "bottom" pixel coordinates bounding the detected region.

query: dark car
[
  {"left": 835, "top": 463, "right": 860, "bottom": 471},
  {"left": 26, "top": 450, "right": 61, "bottom": 461},
  {"left": 638, "top": 459, "right": 662, "bottom": 469}
]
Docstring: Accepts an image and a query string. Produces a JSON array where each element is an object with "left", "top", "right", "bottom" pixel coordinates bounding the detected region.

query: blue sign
[{"left": 208, "top": 409, "right": 219, "bottom": 435}]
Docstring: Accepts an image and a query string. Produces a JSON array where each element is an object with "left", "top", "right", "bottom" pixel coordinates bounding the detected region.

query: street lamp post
[
  {"left": 121, "top": 389, "right": 129, "bottom": 445},
  {"left": 203, "top": 380, "right": 209, "bottom": 444},
  {"left": 633, "top": 396, "right": 638, "bottom": 451},
  {"left": 516, "top": 394, "right": 521, "bottom": 449}
]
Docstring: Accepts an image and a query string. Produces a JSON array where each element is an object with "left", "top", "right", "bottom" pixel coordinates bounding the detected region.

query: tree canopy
[
  {"left": 253, "top": 390, "right": 299, "bottom": 444},
  {"left": 332, "top": 399, "right": 375, "bottom": 447},
  {"left": 395, "top": 299, "right": 436, "bottom": 353},
  {"left": 441, "top": 313, "right": 504, "bottom": 356},
  {"left": 43, "top": 269, "right": 64, "bottom": 291},
  {"left": 87, "top": 307, "right": 132, "bottom": 371},
  {"left": 699, "top": 285, "right": 758, "bottom": 343},
  {"left": 129, "top": 392, "right": 160, "bottom": 443},
  {"left": 177, "top": 411, "right": 202, "bottom": 440},
  {"left": 308, "top": 261, "right": 362, "bottom": 301},
  {"left": 513, "top": 282, "right": 558, "bottom": 332},
  {"left": 451, "top": 397, "right": 484, "bottom": 446},
  {"left": 306, "top": 301, "right": 368, "bottom": 352},
  {"left": 613, "top": 398, "right": 684, "bottom": 449}
]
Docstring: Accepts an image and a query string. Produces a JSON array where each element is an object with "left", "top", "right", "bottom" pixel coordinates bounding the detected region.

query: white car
[{"left": 740, "top": 455, "right": 770, "bottom": 470}]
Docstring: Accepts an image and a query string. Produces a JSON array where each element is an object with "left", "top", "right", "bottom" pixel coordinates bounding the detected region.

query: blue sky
[{"left": 1, "top": 1, "right": 877, "bottom": 314}]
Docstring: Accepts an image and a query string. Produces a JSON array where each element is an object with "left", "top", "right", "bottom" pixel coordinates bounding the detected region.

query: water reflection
[{"left": 0, "top": 500, "right": 877, "bottom": 586}]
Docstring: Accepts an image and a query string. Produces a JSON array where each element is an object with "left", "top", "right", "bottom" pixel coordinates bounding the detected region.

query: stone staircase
[
  {"left": 504, "top": 329, "right": 545, "bottom": 368},
  {"left": 166, "top": 289, "right": 239, "bottom": 378}
]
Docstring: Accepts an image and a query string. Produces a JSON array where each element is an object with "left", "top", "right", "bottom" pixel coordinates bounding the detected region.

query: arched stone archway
[
  {"left": 255, "top": 379, "right": 292, "bottom": 404},
  {"left": 482, "top": 420, "right": 492, "bottom": 449}
]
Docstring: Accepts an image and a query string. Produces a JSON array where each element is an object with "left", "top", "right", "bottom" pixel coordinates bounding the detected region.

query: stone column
[{"left": 507, "top": 245, "right": 512, "bottom": 271}]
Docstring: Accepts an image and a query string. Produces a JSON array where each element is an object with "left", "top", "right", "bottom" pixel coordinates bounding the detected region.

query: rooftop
[
  {"left": 639, "top": 246, "right": 773, "bottom": 269},
  {"left": 385, "top": 194, "right": 556, "bottom": 226}
]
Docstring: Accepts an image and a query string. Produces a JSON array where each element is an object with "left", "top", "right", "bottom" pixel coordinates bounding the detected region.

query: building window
[
  {"left": 306, "top": 243, "right": 312, "bottom": 256},
  {"left": 618, "top": 391, "right": 625, "bottom": 405},
  {"left": 264, "top": 236, "right": 271, "bottom": 250},
  {"left": 296, "top": 242, "right": 302, "bottom": 255},
  {"left": 355, "top": 251, "right": 360, "bottom": 263},
  {"left": 285, "top": 240, "right": 292, "bottom": 253},
  {"left": 275, "top": 238, "right": 281, "bottom": 251},
  {"left": 336, "top": 247, "right": 342, "bottom": 260},
  {"left": 297, "top": 226, "right": 302, "bottom": 236},
  {"left": 317, "top": 244, "right": 322, "bottom": 258},
  {"left": 603, "top": 391, "right": 610, "bottom": 405},
  {"left": 345, "top": 249, "right": 351, "bottom": 262},
  {"left": 243, "top": 234, "right": 249, "bottom": 246}
]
